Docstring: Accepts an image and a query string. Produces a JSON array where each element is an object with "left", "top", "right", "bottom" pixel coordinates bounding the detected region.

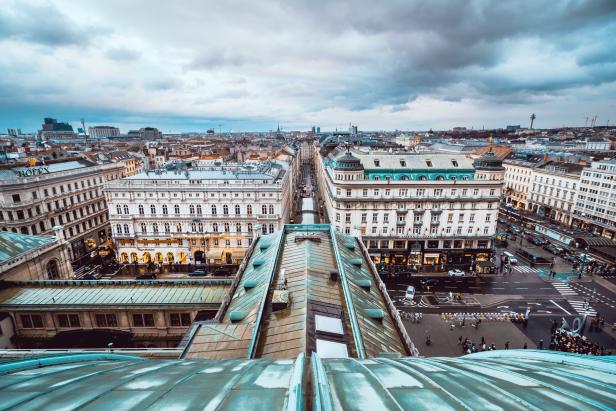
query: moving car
[
  {"left": 529, "top": 236, "right": 547, "bottom": 246},
  {"left": 448, "top": 269, "right": 465, "bottom": 277},
  {"left": 405, "top": 286, "right": 415, "bottom": 301},
  {"left": 544, "top": 244, "right": 563, "bottom": 255},
  {"left": 503, "top": 251, "right": 518, "bottom": 264},
  {"left": 188, "top": 269, "right": 208, "bottom": 277}
]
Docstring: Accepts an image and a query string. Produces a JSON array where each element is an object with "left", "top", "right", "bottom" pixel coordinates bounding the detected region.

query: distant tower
[{"left": 530, "top": 113, "right": 536, "bottom": 129}]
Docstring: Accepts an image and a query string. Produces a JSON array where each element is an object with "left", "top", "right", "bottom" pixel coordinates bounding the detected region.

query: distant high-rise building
[
  {"left": 88, "top": 126, "right": 120, "bottom": 139},
  {"left": 139, "top": 127, "right": 162, "bottom": 140},
  {"left": 311, "top": 126, "right": 316, "bottom": 133},
  {"left": 37, "top": 118, "right": 77, "bottom": 141},
  {"left": 349, "top": 124, "right": 358, "bottom": 135},
  {"left": 316, "top": 126, "right": 321, "bottom": 134}
]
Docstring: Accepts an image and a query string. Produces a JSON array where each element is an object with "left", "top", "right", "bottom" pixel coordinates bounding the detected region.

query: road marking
[
  {"left": 516, "top": 287, "right": 529, "bottom": 290},
  {"left": 553, "top": 282, "right": 578, "bottom": 296},
  {"left": 568, "top": 300, "right": 597, "bottom": 315},
  {"left": 549, "top": 299, "right": 571, "bottom": 315},
  {"left": 492, "top": 287, "right": 505, "bottom": 290}
]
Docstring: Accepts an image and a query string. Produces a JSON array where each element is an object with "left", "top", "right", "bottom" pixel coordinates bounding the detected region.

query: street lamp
[{"left": 578, "top": 246, "right": 589, "bottom": 279}]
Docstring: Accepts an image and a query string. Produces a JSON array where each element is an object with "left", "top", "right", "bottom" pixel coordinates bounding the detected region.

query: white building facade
[
  {"left": 503, "top": 159, "right": 537, "bottom": 210},
  {"left": 106, "top": 160, "right": 294, "bottom": 266},
  {"left": 317, "top": 149, "right": 504, "bottom": 270},
  {"left": 572, "top": 158, "right": 616, "bottom": 239},
  {"left": 528, "top": 162, "right": 583, "bottom": 226},
  {"left": 88, "top": 126, "right": 120, "bottom": 139}
]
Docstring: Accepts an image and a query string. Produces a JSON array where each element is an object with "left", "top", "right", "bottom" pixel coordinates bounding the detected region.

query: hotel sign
[{"left": 16, "top": 167, "right": 50, "bottom": 177}]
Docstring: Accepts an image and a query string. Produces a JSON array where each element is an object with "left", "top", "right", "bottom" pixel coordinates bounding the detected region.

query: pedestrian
[
  {"left": 523, "top": 342, "right": 528, "bottom": 349},
  {"left": 505, "top": 341, "right": 510, "bottom": 350},
  {"left": 481, "top": 336, "right": 485, "bottom": 345},
  {"left": 458, "top": 336, "right": 463, "bottom": 345},
  {"left": 482, "top": 342, "right": 486, "bottom": 351},
  {"left": 538, "top": 339, "right": 544, "bottom": 350},
  {"left": 490, "top": 343, "right": 496, "bottom": 350}
]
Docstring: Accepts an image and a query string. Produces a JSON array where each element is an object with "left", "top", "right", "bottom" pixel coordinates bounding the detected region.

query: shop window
[{"left": 427, "top": 240, "right": 439, "bottom": 249}]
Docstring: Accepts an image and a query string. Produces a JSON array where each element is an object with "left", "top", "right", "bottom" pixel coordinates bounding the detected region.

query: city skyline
[{"left": 1, "top": 0, "right": 616, "bottom": 132}]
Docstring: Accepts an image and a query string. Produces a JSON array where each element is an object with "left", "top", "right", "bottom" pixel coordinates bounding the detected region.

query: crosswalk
[
  {"left": 552, "top": 282, "right": 597, "bottom": 315},
  {"left": 553, "top": 282, "right": 578, "bottom": 296},
  {"left": 513, "top": 265, "right": 547, "bottom": 274},
  {"left": 568, "top": 300, "right": 597, "bottom": 316}
]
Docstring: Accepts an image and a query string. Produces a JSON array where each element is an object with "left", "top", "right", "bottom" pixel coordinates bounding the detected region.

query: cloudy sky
[{"left": 1, "top": 0, "right": 615, "bottom": 132}]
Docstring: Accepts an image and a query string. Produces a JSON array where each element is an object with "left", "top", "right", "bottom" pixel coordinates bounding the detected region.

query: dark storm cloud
[{"left": 0, "top": 1, "right": 97, "bottom": 46}]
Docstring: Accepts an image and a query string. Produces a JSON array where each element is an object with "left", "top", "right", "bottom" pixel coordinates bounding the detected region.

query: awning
[{"left": 478, "top": 261, "right": 496, "bottom": 268}]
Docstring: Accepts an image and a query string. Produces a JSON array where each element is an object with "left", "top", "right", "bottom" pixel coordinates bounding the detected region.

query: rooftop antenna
[
  {"left": 591, "top": 115, "right": 598, "bottom": 128},
  {"left": 530, "top": 113, "right": 536, "bottom": 129},
  {"left": 585, "top": 116, "right": 589, "bottom": 127}
]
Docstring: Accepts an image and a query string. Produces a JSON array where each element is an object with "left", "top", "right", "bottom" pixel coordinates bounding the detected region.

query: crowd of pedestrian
[
  {"left": 549, "top": 329, "right": 605, "bottom": 355},
  {"left": 579, "top": 260, "right": 616, "bottom": 277},
  {"left": 457, "top": 336, "right": 525, "bottom": 354}
]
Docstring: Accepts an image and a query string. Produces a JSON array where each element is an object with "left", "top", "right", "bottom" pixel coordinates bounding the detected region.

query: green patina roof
[
  {"left": 0, "top": 280, "right": 231, "bottom": 309},
  {"left": 0, "top": 351, "right": 613, "bottom": 410},
  {"left": 0, "top": 232, "right": 56, "bottom": 263}
]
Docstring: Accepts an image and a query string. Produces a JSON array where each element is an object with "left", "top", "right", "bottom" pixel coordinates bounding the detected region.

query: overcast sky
[{"left": 1, "top": 0, "right": 615, "bottom": 132}]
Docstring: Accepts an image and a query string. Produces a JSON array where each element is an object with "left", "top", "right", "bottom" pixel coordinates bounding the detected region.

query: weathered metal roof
[
  {"left": 0, "top": 280, "right": 231, "bottom": 310},
  {"left": 0, "top": 351, "right": 612, "bottom": 410},
  {"left": 0, "top": 232, "right": 56, "bottom": 263},
  {"left": 184, "top": 224, "right": 412, "bottom": 360}
]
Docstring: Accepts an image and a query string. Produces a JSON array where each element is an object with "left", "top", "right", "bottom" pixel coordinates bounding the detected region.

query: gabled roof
[
  {"left": 0, "top": 232, "right": 56, "bottom": 264},
  {"left": 184, "top": 224, "right": 413, "bottom": 360}
]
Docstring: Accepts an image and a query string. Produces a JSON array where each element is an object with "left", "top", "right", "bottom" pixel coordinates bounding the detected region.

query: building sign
[
  {"left": 16, "top": 167, "right": 50, "bottom": 177},
  {"left": 535, "top": 224, "right": 574, "bottom": 246}
]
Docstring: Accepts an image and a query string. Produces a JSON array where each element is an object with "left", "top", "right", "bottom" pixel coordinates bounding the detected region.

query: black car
[
  {"left": 530, "top": 236, "right": 546, "bottom": 246},
  {"left": 544, "top": 244, "right": 562, "bottom": 255},
  {"left": 188, "top": 269, "right": 209, "bottom": 277}
]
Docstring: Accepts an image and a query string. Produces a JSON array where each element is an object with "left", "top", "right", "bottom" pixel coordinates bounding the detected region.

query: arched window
[
  {"left": 235, "top": 205, "right": 241, "bottom": 215},
  {"left": 236, "top": 223, "right": 242, "bottom": 232},
  {"left": 150, "top": 205, "right": 156, "bottom": 214},
  {"left": 213, "top": 223, "right": 218, "bottom": 232},
  {"left": 269, "top": 205, "right": 274, "bottom": 214},
  {"left": 198, "top": 223, "right": 203, "bottom": 232},
  {"left": 131, "top": 252, "right": 138, "bottom": 263},
  {"left": 176, "top": 224, "right": 182, "bottom": 233},
  {"left": 401, "top": 175, "right": 409, "bottom": 181},
  {"left": 116, "top": 224, "right": 122, "bottom": 234},
  {"left": 190, "top": 205, "right": 195, "bottom": 214},
  {"left": 174, "top": 205, "right": 180, "bottom": 214},
  {"left": 141, "top": 223, "right": 147, "bottom": 234},
  {"left": 164, "top": 223, "right": 170, "bottom": 233},
  {"left": 123, "top": 205, "right": 129, "bottom": 214},
  {"left": 153, "top": 223, "right": 159, "bottom": 233},
  {"left": 223, "top": 205, "right": 229, "bottom": 215},
  {"left": 46, "top": 259, "right": 59, "bottom": 279},
  {"left": 138, "top": 205, "right": 144, "bottom": 215},
  {"left": 262, "top": 205, "right": 267, "bottom": 214},
  {"left": 162, "top": 205, "right": 168, "bottom": 215},
  {"left": 418, "top": 175, "right": 427, "bottom": 181},
  {"left": 224, "top": 223, "right": 230, "bottom": 232},
  {"left": 436, "top": 175, "right": 444, "bottom": 181},
  {"left": 123, "top": 224, "right": 129, "bottom": 234},
  {"left": 196, "top": 205, "right": 202, "bottom": 215},
  {"left": 191, "top": 223, "right": 196, "bottom": 232},
  {"left": 247, "top": 205, "right": 252, "bottom": 215},
  {"left": 211, "top": 205, "right": 217, "bottom": 215},
  {"left": 116, "top": 205, "right": 122, "bottom": 214},
  {"left": 248, "top": 223, "right": 253, "bottom": 232},
  {"left": 167, "top": 252, "right": 174, "bottom": 262},
  {"left": 120, "top": 252, "right": 129, "bottom": 263}
]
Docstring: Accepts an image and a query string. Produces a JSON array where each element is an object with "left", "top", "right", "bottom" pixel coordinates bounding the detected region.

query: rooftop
[
  {"left": 0, "top": 280, "right": 231, "bottom": 310},
  {"left": 0, "top": 350, "right": 612, "bottom": 410},
  {"left": 0, "top": 159, "right": 95, "bottom": 180},
  {"left": 0, "top": 232, "right": 56, "bottom": 264},
  {"left": 184, "top": 224, "right": 413, "bottom": 360}
]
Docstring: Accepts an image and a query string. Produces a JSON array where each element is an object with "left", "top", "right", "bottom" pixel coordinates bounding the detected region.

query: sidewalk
[{"left": 403, "top": 313, "right": 536, "bottom": 357}]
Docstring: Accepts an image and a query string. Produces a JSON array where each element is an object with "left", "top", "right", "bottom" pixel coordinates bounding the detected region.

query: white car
[
  {"left": 405, "top": 286, "right": 415, "bottom": 301},
  {"left": 448, "top": 269, "right": 465, "bottom": 277}
]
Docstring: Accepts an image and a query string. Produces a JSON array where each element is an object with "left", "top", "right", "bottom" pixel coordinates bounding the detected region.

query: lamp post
[{"left": 578, "top": 246, "right": 589, "bottom": 280}]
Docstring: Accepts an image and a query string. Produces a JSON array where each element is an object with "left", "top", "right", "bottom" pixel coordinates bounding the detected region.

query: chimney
[{"left": 53, "top": 225, "right": 65, "bottom": 241}]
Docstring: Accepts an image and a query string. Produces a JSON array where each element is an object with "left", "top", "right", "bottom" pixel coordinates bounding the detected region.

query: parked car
[
  {"left": 404, "top": 286, "right": 416, "bottom": 301},
  {"left": 448, "top": 269, "right": 465, "bottom": 277},
  {"left": 188, "top": 269, "right": 209, "bottom": 277},
  {"left": 530, "top": 236, "right": 546, "bottom": 246},
  {"left": 420, "top": 278, "right": 439, "bottom": 289},
  {"left": 503, "top": 251, "right": 518, "bottom": 264},
  {"left": 136, "top": 273, "right": 157, "bottom": 279},
  {"left": 544, "top": 244, "right": 563, "bottom": 255}
]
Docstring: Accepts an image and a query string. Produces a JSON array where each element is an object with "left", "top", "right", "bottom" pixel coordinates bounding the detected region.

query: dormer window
[
  {"left": 374, "top": 159, "right": 380, "bottom": 167},
  {"left": 400, "top": 160, "right": 406, "bottom": 167},
  {"left": 451, "top": 159, "right": 459, "bottom": 167},
  {"left": 426, "top": 160, "right": 433, "bottom": 167}
]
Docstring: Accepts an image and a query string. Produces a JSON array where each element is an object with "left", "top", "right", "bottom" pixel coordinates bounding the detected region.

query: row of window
[
  {"left": 10, "top": 176, "right": 108, "bottom": 204},
  {"left": 19, "top": 312, "right": 193, "bottom": 329},
  {"left": 117, "top": 222, "right": 256, "bottom": 235},
  {"left": 334, "top": 187, "right": 493, "bottom": 198},
  {"left": 114, "top": 204, "right": 277, "bottom": 216},
  {"left": 339, "top": 212, "right": 493, "bottom": 224},
  {"left": 365, "top": 239, "right": 490, "bottom": 249}
]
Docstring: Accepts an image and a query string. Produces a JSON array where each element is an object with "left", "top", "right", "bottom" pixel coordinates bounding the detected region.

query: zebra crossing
[
  {"left": 513, "top": 265, "right": 547, "bottom": 274},
  {"left": 552, "top": 282, "right": 597, "bottom": 315},
  {"left": 553, "top": 282, "right": 578, "bottom": 296},
  {"left": 568, "top": 300, "right": 597, "bottom": 316}
]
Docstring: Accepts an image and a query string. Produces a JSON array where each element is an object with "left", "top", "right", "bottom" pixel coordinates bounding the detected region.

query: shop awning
[{"left": 478, "top": 261, "right": 496, "bottom": 268}]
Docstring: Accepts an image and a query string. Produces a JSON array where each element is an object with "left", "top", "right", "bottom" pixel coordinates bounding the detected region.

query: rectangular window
[
  {"left": 170, "top": 313, "right": 192, "bottom": 327},
  {"left": 20, "top": 314, "right": 44, "bottom": 328},
  {"left": 132, "top": 313, "right": 155, "bottom": 327},
  {"left": 57, "top": 314, "right": 80, "bottom": 328},
  {"left": 95, "top": 314, "right": 118, "bottom": 327}
]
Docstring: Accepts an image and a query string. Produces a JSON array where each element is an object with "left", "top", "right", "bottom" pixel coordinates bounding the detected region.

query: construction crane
[
  {"left": 530, "top": 113, "right": 536, "bottom": 129},
  {"left": 591, "top": 115, "right": 598, "bottom": 128},
  {"left": 585, "top": 117, "right": 589, "bottom": 127},
  {"left": 80, "top": 118, "right": 87, "bottom": 145}
]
